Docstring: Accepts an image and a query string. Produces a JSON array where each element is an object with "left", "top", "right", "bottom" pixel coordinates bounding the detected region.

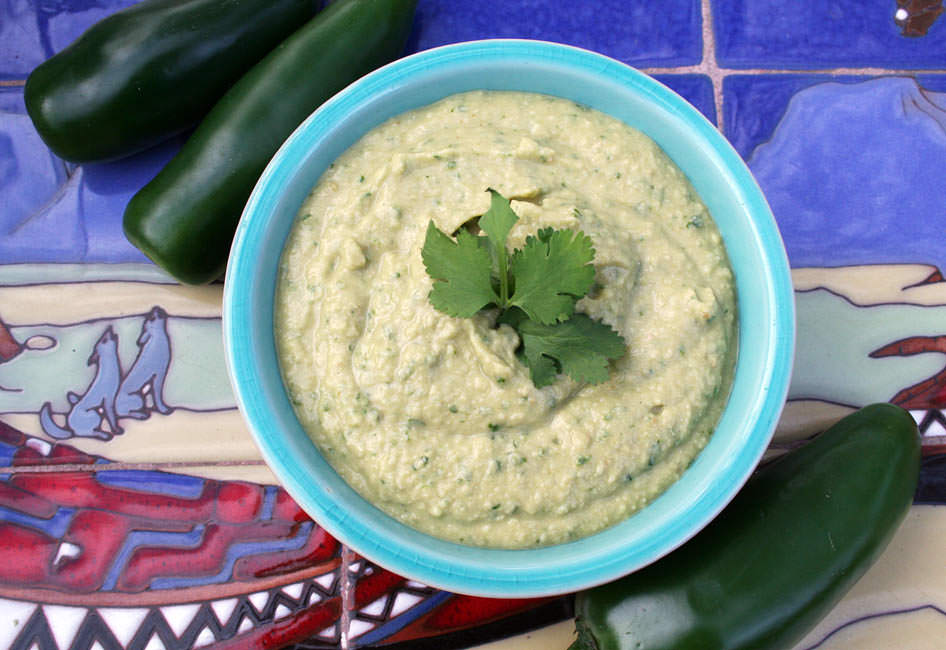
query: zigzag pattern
[{"left": 4, "top": 576, "right": 342, "bottom": 650}]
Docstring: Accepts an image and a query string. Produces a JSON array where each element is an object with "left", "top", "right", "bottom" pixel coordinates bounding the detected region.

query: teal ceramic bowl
[{"left": 224, "top": 39, "right": 794, "bottom": 598}]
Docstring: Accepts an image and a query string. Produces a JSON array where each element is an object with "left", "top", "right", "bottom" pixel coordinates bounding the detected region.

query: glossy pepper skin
[
  {"left": 24, "top": 0, "right": 320, "bottom": 163},
  {"left": 123, "top": 0, "right": 418, "bottom": 284},
  {"left": 572, "top": 403, "right": 921, "bottom": 650}
]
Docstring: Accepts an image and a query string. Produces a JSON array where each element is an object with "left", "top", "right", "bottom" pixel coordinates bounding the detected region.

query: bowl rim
[{"left": 223, "top": 38, "right": 795, "bottom": 598}]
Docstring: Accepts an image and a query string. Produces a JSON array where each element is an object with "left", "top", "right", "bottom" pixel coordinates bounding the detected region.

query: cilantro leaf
[
  {"left": 478, "top": 189, "right": 518, "bottom": 255},
  {"left": 421, "top": 190, "right": 627, "bottom": 388},
  {"left": 478, "top": 189, "right": 518, "bottom": 305},
  {"left": 514, "top": 313, "right": 626, "bottom": 386},
  {"left": 509, "top": 227, "right": 596, "bottom": 324},
  {"left": 422, "top": 220, "right": 498, "bottom": 318}
]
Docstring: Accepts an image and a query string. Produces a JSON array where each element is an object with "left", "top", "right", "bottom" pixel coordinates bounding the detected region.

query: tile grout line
[
  {"left": 340, "top": 545, "right": 354, "bottom": 650},
  {"left": 703, "top": 0, "right": 724, "bottom": 129},
  {"left": 0, "top": 460, "right": 270, "bottom": 474}
]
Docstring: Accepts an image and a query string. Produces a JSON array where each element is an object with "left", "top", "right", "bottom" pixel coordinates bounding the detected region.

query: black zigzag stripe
[
  {"left": 71, "top": 610, "right": 125, "bottom": 650},
  {"left": 126, "top": 609, "right": 179, "bottom": 650},
  {"left": 10, "top": 608, "right": 57, "bottom": 650},
  {"left": 919, "top": 409, "right": 946, "bottom": 435}
]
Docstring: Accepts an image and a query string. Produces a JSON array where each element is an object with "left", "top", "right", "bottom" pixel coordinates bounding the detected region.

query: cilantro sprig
[{"left": 421, "top": 189, "right": 626, "bottom": 387}]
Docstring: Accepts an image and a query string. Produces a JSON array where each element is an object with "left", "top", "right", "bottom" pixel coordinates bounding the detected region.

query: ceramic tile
[
  {"left": 652, "top": 74, "right": 717, "bottom": 124},
  {"left": 407, "top": 0, "right": 702, "bottom": 67},
  {"left": 0, "top": 274, "right": 254, "bottom": 467},
  {"left": 342, "top": 559, "right": 572, "bottom": 649},
  {"left": 2, "top": 1, "right": 946, "bottom": 649},
  {"left": 0, "top": 467, "right": 344, "bottom": 648},
  {"left": 728, "top": 76, "right": 946, "bottom": 272},
  {"left": 713, "top": 0, "right": 946, "bottom": 69},
  {"left": 0, "top": 0, "right": 139, "bottom": 79}
]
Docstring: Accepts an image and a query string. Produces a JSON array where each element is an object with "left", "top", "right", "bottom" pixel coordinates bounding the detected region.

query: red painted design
[
  {"left": 11, "top": 472, "right": 218, "bottom": 521},
  {"left": 895, "top": 0, "right": 945, "bottom": 36},
  {"left": 120, "top": 521, "right": 299, "bottom": 591},
  {"left": 0, "top": 523, "right": 56, "bottom": 583},
  {"left": 0, "top": 317, "right": 22, "bottom": 362},
  {"left": 871, "top": 335, "right": 946, "bottom": 409},
  {"left": 56, "top": 510, "right": 131, "bottom": 591},
  {"left": 351, "top": 566, "right": 407, "bottom": 609},
  {"left": 0, "top": 481, "right": 57, "bottom": 518},
  {"left": 213, "top": 598, "right": 343, "bottom": 650},
  {"left": 234, "top": 526, "right": 339, "bottom": 580},
  {"left": 216, "top": 482, "right": 265, "bottom": 523},
  {"left": 272, "top": 489, "right": 310, "bottom": 523}
]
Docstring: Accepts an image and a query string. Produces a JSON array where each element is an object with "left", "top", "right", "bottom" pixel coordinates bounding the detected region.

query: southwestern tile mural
[{"left": 1, "top": 1, "right": 944, "bottom": 648}]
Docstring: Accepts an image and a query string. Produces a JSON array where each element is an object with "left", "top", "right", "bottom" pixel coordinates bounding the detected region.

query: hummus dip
[{"left": 275, "top": 91, "right": 737, "bottom": 548}]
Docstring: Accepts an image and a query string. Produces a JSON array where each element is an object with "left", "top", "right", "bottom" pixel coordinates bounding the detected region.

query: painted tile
[
  {"left": 652, "top": 74, "right": 717, "bottom": 124},
  {"left": 2, "top": 0, "right": 946, "bottom": 649},
  {"left": 0, "top": 466, "right": 344, "bottom": 649},
  {"left": 0, "top": 0, "right": 138, "bottom": 80},
  {"left": 0, "top": 274, "right": 248, "bottom": 467},
  {"left": 713, "top": 0, "right": 946, "bottom": 69},
  {"left": 343, "top": 559, "right": 572, "bottom": 649},
  {"left": 793, "top": 506, "right": 946, "bottom": 649},
  {"left": 0, "top": 88, "right": 179, "bottom": 263},
  {"left": 728, "top": 76, "right": 946, "bottom": 273},
  {"left": 406, "top": 0, "right": 702, "bottom": 67}
]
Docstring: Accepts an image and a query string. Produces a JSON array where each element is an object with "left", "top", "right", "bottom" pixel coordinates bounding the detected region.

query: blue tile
[
  {"left": 1, "top": 0, "right": 137, "bottom": 79},
  {"left": 653, "top": 74, "right": 716, "bottom": 125},
  {"left": 739, "top": 76, "right": 946, "bottom": 272},
  {"left": 0, "top": 86, "right": 26, "bottom": 114},
  {"left": 407, "top": 0, "right": 702, "bottom": 67},
  {"left": 714, "top": 0, "right": 946, "bottom": 69},
  {"left": 723, "top": 74, "right": 873, "bottom": 159},
  {"left": 0, "top": 83, "right": 179, "bottom": 264}
]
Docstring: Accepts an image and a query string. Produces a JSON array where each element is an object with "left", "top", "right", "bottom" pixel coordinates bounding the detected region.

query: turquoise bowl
[{"left": 224, "top": 39, "right": 794, "bottom": 598}]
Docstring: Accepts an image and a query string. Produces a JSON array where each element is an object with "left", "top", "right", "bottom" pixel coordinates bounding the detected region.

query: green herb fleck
[{"left": 577, "top": 455, "right": 590, "bottom": 465}]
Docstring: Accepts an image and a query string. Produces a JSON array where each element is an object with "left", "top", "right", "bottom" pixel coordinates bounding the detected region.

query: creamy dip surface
[{"left": 275, "top": 91, "right": 737, "bottom": 548}]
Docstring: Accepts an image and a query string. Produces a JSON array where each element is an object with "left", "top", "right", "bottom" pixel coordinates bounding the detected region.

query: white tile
[
  {"left": 280, "top": 582, "right": 304, "bottom": 602},
  {"left": 348, "top": 619, "right": 375, "bottom": 639},
  {"left": 158, "top": 603, "right": 200, "bottom": 638},
  {"left": 314, "top": 572, "right": 336, "bottom": 591},
  {"left": 237, "top": 617, "right": 254, "bottom": 634},
  {"left": 317, "top": 623, "right": 337, "bottom": 640},
  {"left": 193, "top": 627, "right": 216, "bottom": 648},
  {"left": 360, "top": 596, "right": 388, "bottom": 617},
  {"left": 210, "top": 598, "right": 239, "bottom": 627},
  {"left": 273, "top": 604, "right": 293, "bottom": 621},
  {"left": 247, "top": 591, "right": 269, "bottom": 615},
  {"left": 97, "top": 608, "right": 149, "bottom": 647},
  {"left": 42, "top": 605, "right": 86, "bottom": 650},
  {"left": 143, "top": 632, "right": 167, "bottom": 650},
  {"left": 390, "top": 592, "right": 424, "bottom": 617},
  {"left": 924, "top": 415, "right": 946, "bottom": 437}
]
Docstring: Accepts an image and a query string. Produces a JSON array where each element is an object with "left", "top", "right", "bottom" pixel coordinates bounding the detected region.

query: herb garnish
[{"left": 421, "top": 189, "right": 626, "bottom": 387}]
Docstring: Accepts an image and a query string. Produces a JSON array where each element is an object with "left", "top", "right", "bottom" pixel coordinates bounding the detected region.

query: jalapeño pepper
[
  {"left": 123, "top": 0, "right": 417, "bottom": 284},
  {"left": 572, "top": 403, "right": 921, "bottom": 650},
  {"left": 25, "top": 0, "right": 321, "bottom": 163}
]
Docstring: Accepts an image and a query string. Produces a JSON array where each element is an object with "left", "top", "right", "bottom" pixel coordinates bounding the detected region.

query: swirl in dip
[{"left": 274, "top": 91, "right": 737, "bottom": 548}]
